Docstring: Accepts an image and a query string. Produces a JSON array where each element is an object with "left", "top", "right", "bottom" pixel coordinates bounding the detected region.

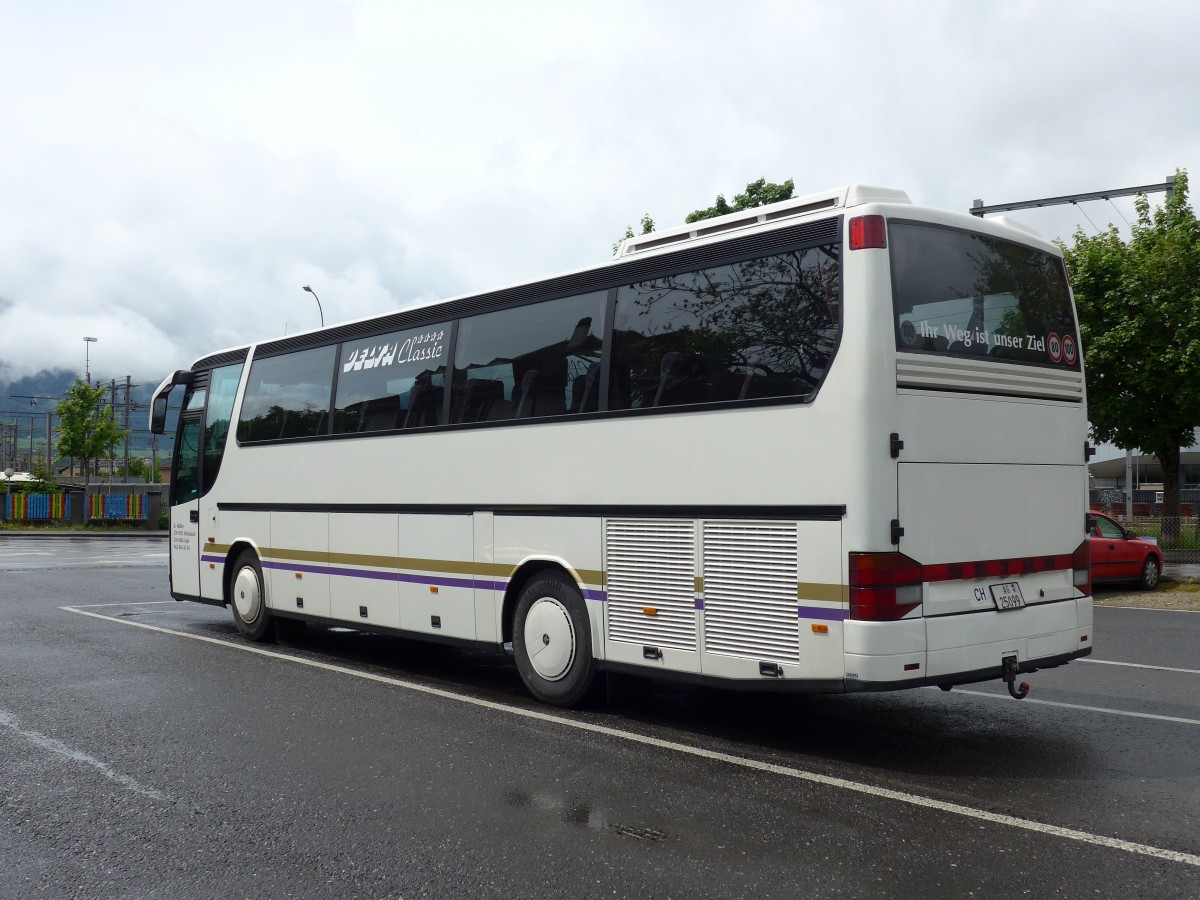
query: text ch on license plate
[{"left": 989, "top": 581, "right": 1026, "bottom": 611}]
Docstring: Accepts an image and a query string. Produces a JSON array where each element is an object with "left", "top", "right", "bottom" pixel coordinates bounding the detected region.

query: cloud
[{"left": 0, "top": 0, "right": 1196, "bottom": 386}]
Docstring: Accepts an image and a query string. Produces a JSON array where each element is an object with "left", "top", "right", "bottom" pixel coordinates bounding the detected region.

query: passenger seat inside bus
[
  {"left": 404, "top": 379, "right": 443, "bottom": 428},
  {"left": 460, "top": 378, "right": 508, "bottom": 423}
]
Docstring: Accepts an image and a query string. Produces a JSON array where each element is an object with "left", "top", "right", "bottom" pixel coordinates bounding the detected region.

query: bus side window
[{"left": 452, "top": 291, "right": 607, "bottom": 425}]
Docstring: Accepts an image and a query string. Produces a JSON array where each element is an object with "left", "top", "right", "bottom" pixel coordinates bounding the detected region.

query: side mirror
[{"left": 150, "top": 395, "right": 170, "bottom": 435}]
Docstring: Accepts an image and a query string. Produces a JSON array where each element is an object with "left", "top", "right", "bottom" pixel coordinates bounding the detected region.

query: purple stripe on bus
[
  {"left": 694, "top": 598, "right": 704, "bottom": 610},
  {"left": 798, "top": 605, "right": 849, "bottom": 621},
  {"left": 256, "top": 559, "right": 604, "bottom": 599},
  {"left": 214, "top": 556, "right": 604, "bottom": 608},
  {"left": 260, "top": 559, "right": 479, "bottom": 591}
]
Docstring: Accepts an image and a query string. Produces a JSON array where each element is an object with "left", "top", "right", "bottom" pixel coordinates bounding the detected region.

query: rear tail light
[
  {"left": 849, "top": 215, "right": 887, "bottom": 250},
  {"left": 1072, "top": 540, "right": 1091, "bottom": 596},
  {"left": 849, "top": 552, "right": 923, "bottom": 621}
]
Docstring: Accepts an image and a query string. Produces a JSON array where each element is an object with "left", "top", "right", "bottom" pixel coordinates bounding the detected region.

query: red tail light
[
  {"left": 1072, "top": 540, "right": 1091, "bottom": 596},
  {"left": 849, "top": 215, "right": 887, "bottom": 250},
  {"left": 849, "top": 552, "right": 923, "bottom": 621}
]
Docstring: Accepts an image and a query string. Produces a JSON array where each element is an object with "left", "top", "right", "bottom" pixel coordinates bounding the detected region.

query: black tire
[
  {"left": 1138, "top": 555, "right": 1161, "bottom": 591},
  {"left": 229, "top": 550, "right": 275, "bottom": 642},
  {"left": 512, "top": 572, "right": 595, "bottom": 707}
]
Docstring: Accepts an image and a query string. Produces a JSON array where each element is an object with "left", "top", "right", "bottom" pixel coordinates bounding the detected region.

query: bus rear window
[{"left": 890, "top": 221, "right": 1080, "bottom": 370}]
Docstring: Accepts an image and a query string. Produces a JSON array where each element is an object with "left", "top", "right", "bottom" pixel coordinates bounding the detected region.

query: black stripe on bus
[
  {"left": 193, "top": 347, "right": 250, "bottom": 369},
  {"left": 216, "top": 502, "right": 848, "bottom": 520}
]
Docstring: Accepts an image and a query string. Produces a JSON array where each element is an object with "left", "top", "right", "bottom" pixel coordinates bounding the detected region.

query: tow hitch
[{"left": 1002, "top": 655, "right": 1030, "bottom": 700}]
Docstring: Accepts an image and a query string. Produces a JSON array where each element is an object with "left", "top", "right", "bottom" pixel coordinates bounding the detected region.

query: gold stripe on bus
[
  {"left": 258, "top": 546, "right": 602, "bottom": 585},
  {"left": 695, "top": 576, "right": 704, "bottom": 594},
  {"left": 796, "top": 581, "right": 847, "bottom": 604}
]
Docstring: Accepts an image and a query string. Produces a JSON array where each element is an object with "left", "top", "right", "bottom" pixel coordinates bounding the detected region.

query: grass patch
[{"left": 1093, "top": 582, "right": 1200, "bottom": 611}]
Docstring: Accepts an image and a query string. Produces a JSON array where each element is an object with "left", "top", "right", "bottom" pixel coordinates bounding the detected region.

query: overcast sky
[{"left": 1, "top": 0, "right": 1196, "bottom": 390}]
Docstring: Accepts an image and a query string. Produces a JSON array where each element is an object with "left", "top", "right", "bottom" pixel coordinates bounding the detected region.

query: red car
[{"left": 1087, "top": 511, "right": 1165, "bottom": 590}]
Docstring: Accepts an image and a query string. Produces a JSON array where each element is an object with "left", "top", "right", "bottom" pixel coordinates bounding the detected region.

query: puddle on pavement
[{"left": 504, "top": 788, "right": 668, "bottom": 843}]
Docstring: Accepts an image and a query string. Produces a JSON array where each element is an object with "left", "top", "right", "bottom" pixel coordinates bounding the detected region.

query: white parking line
[
  {"left": 70, "top": 601, "right": 178, "bottom": 608},
  {"left": 60, "top": 604, "right": 1200, "bottom": 868},
  {"left": 0, "top": 709, "right": 178, "bottom": 805},
  {"left": 948, "top": 688, "right": 1200, "bottom": 726},
  {"left": 1080, "top": 659, "right": 1200, "bottom": 676}
]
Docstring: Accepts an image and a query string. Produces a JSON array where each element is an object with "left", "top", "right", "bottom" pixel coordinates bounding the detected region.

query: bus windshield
[{"left": 890, "top": 221, "right": 1080, "bottom": 370}]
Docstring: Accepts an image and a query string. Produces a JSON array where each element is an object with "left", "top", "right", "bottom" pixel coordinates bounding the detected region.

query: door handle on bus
[{"left": 190, "top": 510, "right": 199, "bottom": 523}]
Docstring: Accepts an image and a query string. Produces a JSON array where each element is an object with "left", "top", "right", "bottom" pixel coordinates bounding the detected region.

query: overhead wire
[
  {"left": 1071, "top": 200, "right": 1102, "bottom": 234},
  {"left": 1106, "top": 197, "right": 1132, "bottom": 230}
]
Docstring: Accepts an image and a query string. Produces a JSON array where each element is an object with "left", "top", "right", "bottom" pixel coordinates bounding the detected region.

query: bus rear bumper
[{"left": 843, "top": 596, "right": 1093, "bottom": 691}]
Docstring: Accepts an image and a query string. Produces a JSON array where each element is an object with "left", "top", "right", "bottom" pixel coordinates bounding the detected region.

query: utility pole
[
  {"left": 970, "top": 176, "right": 1176, "bottom": 218},
  {"left": 123, "top": 374, "right": 132, "bottom": 478}
]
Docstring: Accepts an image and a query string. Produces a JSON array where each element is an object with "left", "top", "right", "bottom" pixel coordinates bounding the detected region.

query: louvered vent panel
[
  {"left": 702, "top": 521, "right": 800, "bottom": 663},
  {"left": 896, "top": 354, "right": 1084, "bottom": 402},
  {"left": 606, "top": 520, "right": 696, "bottom": 651}
]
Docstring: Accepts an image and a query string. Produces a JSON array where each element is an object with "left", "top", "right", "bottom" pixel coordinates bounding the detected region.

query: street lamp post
[
  {"left": 83, "top": 336, "right": 98, "bottom": 385},
  {"left": 302, "top": 286, "right": 324, "bottom": 327}
]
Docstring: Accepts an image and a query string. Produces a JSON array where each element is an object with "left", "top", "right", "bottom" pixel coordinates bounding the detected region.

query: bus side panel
[
  {"left": 699, "top": 519, "right": 846, "bottom": 683},
  {"left": 396, "top": 514, "right": 475, "bottom": 640},
  {"left": 473, "top": 512, "right": 497, "bottom": 643},
  {"left": 208, "top": 509, "right": 270, "bottom": 603},
  {"left": 269, "top": 512, "right": 331, "bottom": 619},
  {"left": 493, "top": 516, "right": 604, "bottom": 659},
  {"left": 603, "top": 519, "right": 701, "bottom": 675},
  {"left": 329, "top": 512, "right": 401, "bottom": 631}
]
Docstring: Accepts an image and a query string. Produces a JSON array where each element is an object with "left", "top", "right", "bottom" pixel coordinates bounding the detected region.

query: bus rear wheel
[
  {"left": 513, "top": 573, "right": 595, "bottom": 707},
  {"left": 230, "top": 550, "right": 275, "bottom": 642}
]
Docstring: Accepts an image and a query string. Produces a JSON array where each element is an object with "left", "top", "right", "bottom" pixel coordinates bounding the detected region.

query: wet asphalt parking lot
[{"left": 1, "top": 535, "right": 1198, "bottom": 898}]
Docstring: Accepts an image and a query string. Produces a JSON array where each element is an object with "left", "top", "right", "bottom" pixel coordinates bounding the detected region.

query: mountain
[{"left": 0, "top": 368, "right": 174, "bottom": 469}]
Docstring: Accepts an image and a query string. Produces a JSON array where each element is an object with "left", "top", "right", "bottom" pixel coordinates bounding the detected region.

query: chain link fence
[{"left": 1090, "top": 489, "right": 1200, "bottom": 566}]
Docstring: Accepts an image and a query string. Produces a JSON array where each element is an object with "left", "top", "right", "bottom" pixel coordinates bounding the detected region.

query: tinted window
[
  {"left": 891, "top": 222, "right": 1080, "bottom": 369},
  {"left": 237, "top": 346, "right": 336, "bottom": 442},
  {"left": 333, "top": 324, "right": 450, "bottom": 433},
  {"left": 450, "top": 292, "right": 607, "bottom": 423},
  {"left": 202, "top": 362, "right": 244, "bottom": 493},
  {"left": 173, "top": 417, "right": 201, "bottom": 505},
  {"left": 609, "top": 246, "right": 841, "bottom": 410}
]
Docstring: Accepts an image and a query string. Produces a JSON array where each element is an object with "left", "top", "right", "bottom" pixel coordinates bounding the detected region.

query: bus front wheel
[
  {"left": 230, "top": 550, "right": 275, "bottom": 643},
  {"left": 513, "top": 573, "right": 595, "bottom": 707}
]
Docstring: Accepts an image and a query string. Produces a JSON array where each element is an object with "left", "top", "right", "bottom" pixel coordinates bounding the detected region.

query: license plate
[{"left": 990, "top": 581, "right": 1026, "bottom": 611}]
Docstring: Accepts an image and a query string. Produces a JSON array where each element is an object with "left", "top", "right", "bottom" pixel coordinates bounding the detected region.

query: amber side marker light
[{"left": 811, "top": 624, "right": 828, "bottom": 634}]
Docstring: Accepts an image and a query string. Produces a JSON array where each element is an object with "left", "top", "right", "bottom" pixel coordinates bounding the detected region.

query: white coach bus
[{"left": 150, "top": 184, "right": 1093, "bottom": 706}]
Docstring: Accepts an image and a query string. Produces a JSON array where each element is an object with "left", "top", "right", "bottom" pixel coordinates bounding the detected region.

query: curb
[{"left": 0, "top": 530, "right": 168, "bottom": 540}]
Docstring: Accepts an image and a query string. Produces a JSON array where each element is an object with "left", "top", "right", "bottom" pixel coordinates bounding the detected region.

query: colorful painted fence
[
  {"left": 88, "top": 493, "right": 146, "bottom": 520},
  {"left": 2, "top": 493, "right": 71, "bottom": 521}
]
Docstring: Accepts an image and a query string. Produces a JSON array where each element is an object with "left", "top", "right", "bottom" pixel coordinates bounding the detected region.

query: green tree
[
  {"left": 1060, "top": 170, "right": 1200, "bottom": 537},
  {"left": 54, "top": 380, "right": 127, "bottom": 487},
  {"left": 685, "top": 177, "right": 795, "bottom": 224},
  {"left": 613, "top": 177, "right": 796, "bottom": 254},
  {"left": 613, "top": 212, "right": 656, "bottom": 256}
]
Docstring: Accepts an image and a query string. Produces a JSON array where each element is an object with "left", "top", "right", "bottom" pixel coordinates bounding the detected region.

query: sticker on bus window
[{"left": 1047, "top": 333, "right": 1062, "bottom": 364}]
